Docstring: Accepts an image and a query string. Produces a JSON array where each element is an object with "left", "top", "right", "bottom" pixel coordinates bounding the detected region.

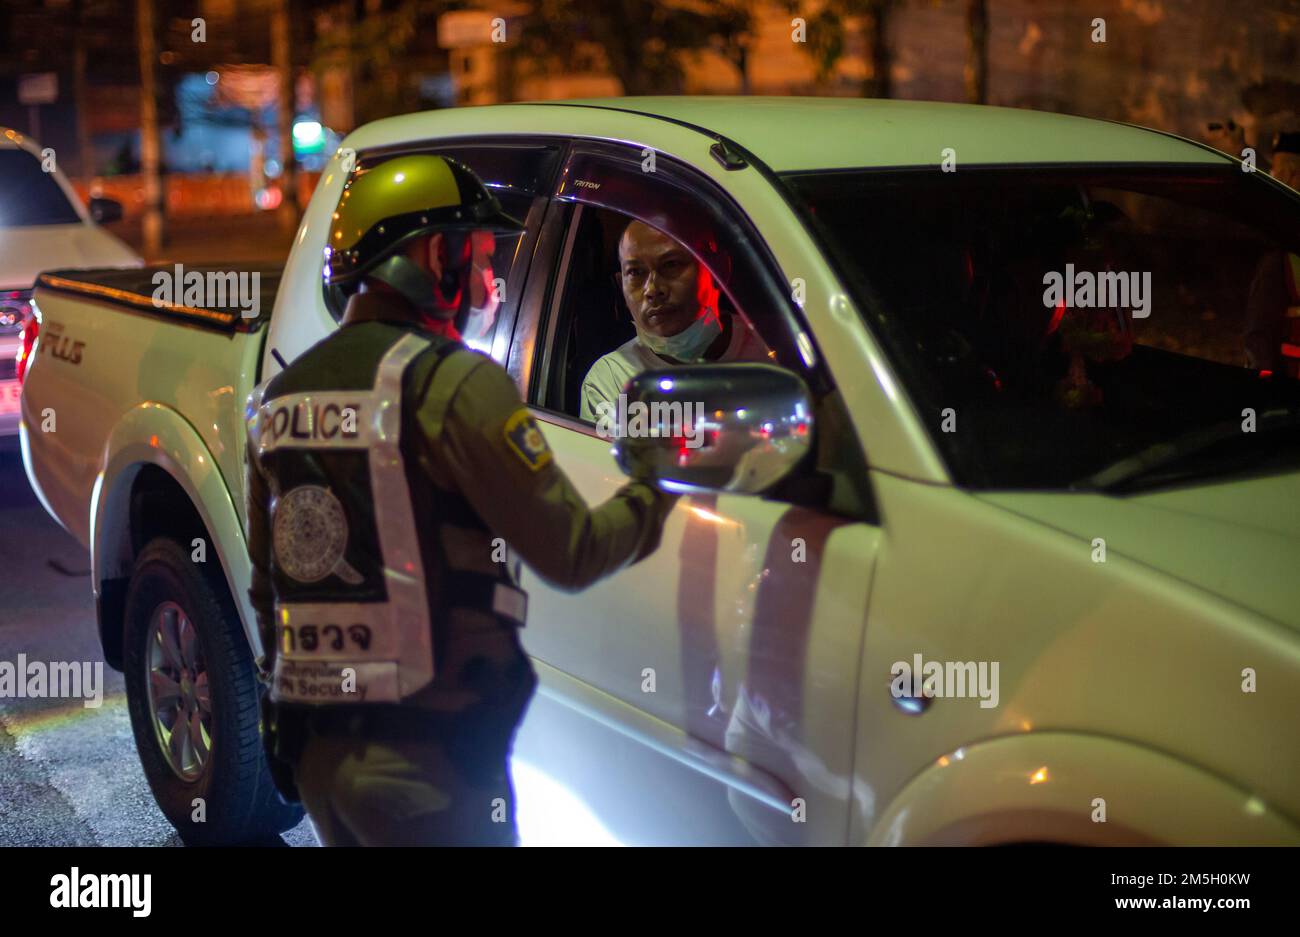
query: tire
[{"left": 122, "top": 537, "right": 304, "bottom": 845}]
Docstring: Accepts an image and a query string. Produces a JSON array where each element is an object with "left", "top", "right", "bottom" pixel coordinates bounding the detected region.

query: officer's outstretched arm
[{"left": 420, "top": 355, "right": 675, "bottom": 592}]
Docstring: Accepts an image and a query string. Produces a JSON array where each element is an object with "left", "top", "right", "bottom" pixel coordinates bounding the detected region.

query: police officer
[{"left": 245, "top": 154, "right": 675, "bottom": 846}]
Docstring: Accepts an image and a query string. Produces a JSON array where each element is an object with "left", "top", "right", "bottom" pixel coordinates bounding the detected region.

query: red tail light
[{"left": 16, "top": 313, "right": 39, "bottom": 383}]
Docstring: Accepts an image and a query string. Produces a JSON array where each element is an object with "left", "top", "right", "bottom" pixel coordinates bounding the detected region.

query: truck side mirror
[{"left": 610, "top": 363, "right": 815, "bottom": 495}]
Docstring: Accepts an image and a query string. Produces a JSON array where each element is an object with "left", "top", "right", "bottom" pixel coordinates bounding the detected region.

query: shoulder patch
[{"left": 503, "top": 408, "right": 553, "bottom": 472}]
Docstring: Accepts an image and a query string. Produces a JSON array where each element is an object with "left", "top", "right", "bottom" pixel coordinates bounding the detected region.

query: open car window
[
  {"left": 539, "top": 201, "right": 770, "bottom": 420},
  {"left": 530, "top": 145, "right": 828, "bottom": 422}
]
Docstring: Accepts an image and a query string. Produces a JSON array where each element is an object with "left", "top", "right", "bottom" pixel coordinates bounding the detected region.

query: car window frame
[
  {"left": 533, "top": 200, "right": 591, "bottom": 416},
  {"left": 505, "top": 195, "right": 572, "bottom": 403}
]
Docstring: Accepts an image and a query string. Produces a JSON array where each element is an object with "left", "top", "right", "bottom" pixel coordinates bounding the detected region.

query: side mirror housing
[
  {"left": 88, "top": 197, "right": 123, "bottom": 224},
  {"left": 608, "top": 363, "right": 814, "bottom": 495}
]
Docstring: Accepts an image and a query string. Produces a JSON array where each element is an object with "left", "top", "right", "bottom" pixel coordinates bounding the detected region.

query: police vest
[{"left": 249, "top": 324, "right": 527, "bottom": 706}]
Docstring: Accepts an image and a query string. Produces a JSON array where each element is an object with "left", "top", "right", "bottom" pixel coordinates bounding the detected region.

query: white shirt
[{"left": 579, "top": 317, "right": 771, "bottom": 421}]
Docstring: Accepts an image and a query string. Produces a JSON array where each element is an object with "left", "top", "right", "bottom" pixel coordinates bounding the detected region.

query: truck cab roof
[{"left": 347, "top": 96, "right": 1232, "bottom": 174}]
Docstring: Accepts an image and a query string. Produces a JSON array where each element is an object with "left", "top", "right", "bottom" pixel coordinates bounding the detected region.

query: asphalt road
[{"left": 0, "top": 446, "right": 316, "bottom": 846}]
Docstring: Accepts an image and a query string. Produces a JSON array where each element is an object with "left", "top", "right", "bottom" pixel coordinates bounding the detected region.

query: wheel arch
[
  {"left": 92, "top": 404, "right": 260, "bottom": 670},
  {"left": 865, "top": 731, "right": 1300, "bottom": 846}
]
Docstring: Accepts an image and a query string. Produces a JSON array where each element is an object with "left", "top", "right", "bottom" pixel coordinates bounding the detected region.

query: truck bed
[
  {"left": 20, "top": 263, "right": 279, "bottom": 548},
  {"left": 35, "top": 264, "right": 281, "bottom": 333}
]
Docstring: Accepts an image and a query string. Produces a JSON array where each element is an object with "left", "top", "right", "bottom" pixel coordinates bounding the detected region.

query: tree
[
  {"left": 271, "top": 0, "right": 297, "bottom": 223},
  {"left": 519, "top": 0, "right": 756, "bottom": 96},
  {"left": 793, "top": 0, "right": 992, "bottom": 103},
  {"left": 965, "top": 0, "right": 988, "bottom": 104},
  {"left": 309, "top": 0, "right": 453, "bottom": 125},
  {"left": 137, "top": 0, "right": 164, "bottom": 255},
  {"left": 708, "top": 0, "right": 758, "bottom": 95},
  {"left": 789, "top": 0, "right": 896, "bottom": 98}
]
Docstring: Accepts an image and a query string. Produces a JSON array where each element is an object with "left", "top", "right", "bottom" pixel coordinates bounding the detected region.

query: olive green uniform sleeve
[
  {"left": 416, "top": 351, "right": 675, "bottom": 592},
  {"left": 244, "top": 427, "right": 275, "bottom": 667}
]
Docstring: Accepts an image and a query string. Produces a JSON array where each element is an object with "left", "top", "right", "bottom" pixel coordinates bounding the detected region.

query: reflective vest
[
  {"left": 1283, "top": 253, "right": 1300, "bottom": 378},
  {"left": 249, "top": 326, "right": 526, "bottom": 706}
]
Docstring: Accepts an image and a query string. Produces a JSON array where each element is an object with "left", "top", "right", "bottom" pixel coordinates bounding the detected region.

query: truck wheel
[{"left": 122, "top": 537, "right": 304, "bottom": 845}]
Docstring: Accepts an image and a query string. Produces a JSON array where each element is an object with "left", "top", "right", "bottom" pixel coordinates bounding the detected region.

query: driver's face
[{"left": 619, "top": 221, "right": 705, "bottom": 338}]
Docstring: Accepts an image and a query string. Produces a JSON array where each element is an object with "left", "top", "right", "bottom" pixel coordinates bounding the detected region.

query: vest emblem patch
[{"left": 273, "top": 484, "right": 357, "bottom": 583}]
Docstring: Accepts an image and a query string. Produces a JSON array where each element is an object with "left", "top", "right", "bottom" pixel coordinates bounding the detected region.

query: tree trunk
[
  {"left": 73, "top": 0, "right": 93, "bottom": 181},
  {"left": 862, "top": 2, "right": 892, "bottom": 99},
  {"left": 965, "top": 0, "right": 989, "bottom": 104},
  {"left": 136, "top": 0, "right": 163, "bottom": 256},
  {"left": 272, "top": 0, "right": 298, "bottom": 225}
]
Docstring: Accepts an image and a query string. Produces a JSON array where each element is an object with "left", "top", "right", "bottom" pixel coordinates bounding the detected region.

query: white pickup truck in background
[{"left": 19, "top": 97, "right": 1300, "bottom": 846}]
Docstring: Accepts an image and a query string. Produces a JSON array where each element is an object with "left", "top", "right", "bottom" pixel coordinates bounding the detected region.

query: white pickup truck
[{"left": 20, "top": 98, "right": 1300, "bottom": 846}]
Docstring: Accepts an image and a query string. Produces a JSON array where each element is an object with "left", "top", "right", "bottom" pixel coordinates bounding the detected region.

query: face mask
[{"left": 637, "top": 309, "right": 723, "bottom": 362}]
